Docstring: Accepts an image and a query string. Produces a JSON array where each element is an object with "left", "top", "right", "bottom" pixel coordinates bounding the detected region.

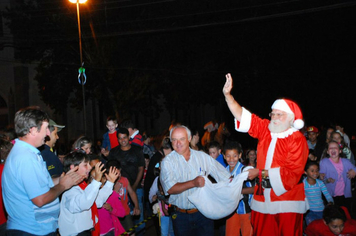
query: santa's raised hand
[{"left": 223, "top": 73, "right": 233, "bottom": 96}]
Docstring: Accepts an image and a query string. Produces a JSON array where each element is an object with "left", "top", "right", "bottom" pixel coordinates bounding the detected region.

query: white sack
[{"left": 188, "top": 171, "right": 249, "bottom": 220}]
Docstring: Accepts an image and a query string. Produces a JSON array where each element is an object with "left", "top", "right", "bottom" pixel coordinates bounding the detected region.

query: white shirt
[
  {"left": 160, "top": 149, "right": 230, "bottom": 209},
  {"left": 58, "top": 180, "right": 114, "bottom": 236},
  {"left": 149, "top": 177, "right": 159, "bottom": 204}
]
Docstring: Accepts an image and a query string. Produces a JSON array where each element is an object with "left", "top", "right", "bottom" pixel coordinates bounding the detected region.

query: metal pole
[{"left": 76, "top": 1, "right": 87, "bottom": 135}]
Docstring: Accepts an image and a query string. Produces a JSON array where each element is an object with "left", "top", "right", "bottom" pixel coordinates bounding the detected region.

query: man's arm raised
[
  {"left": 223, "top": 73, "right": 243, "bottom": 121},
  {"left": 31, "top": 166, "right": 84, "bottom": 207}
]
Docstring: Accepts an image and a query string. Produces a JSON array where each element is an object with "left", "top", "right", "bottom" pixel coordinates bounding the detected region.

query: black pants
[
  {"left": 6, "top": 230, "right": 56, "bottom": 236},
  {"left": 77, "top": 229, "right": 92, "bottom": 236}
]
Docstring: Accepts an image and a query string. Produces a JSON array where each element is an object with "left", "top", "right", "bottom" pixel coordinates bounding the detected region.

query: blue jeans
[
  {"left": 305, "top": 210, "right": 323, "bottom": 226},
  {"left": 171, "top": 210, "right": 214, "bottom": 236},
  {"left": 161, "top": 215, "right": 174, "bottom": 236},
  {"left": 134, "top": 188, "right": 145, "bottom": 235}
]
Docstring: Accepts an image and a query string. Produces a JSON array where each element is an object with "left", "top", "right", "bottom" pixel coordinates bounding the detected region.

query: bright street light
[
  {"left": 69, "top": 0, "right": 87, "bottom": 3},
  {"left": 70, "top": 0, "right": 87, "bottom": 134}
]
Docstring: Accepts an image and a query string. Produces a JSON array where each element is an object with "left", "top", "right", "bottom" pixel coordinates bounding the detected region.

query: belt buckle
[{"left": 262, "top": 178, "right": 271, "bottom": 188}]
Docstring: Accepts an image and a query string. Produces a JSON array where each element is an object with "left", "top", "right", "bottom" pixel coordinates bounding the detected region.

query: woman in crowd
[
  {"left": 243, "top": 149, "right": 257, "bottom": 167},
  {"left": 189, "top": 128, "right": 201, "bottom": 151}
]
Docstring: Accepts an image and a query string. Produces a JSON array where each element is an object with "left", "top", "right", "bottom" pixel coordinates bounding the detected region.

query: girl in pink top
[
  {"left": 94, "top": 162, "right": 126, "bottom": 236},
  {"left": 98, "top": 190, "right": 126, "bottom": 236}
]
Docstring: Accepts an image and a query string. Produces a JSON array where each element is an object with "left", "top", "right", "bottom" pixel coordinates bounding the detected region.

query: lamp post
[{"left": 69, "top": 0, "right": 87, "bottom": 134}]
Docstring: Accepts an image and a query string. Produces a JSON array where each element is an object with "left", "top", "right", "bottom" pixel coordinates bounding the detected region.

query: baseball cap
[
  {"left": 49, "top": 119, "right": 65, "bottom": 132},
  {"left": 307, "top": 126, "right": 318, "bottom": 133}
]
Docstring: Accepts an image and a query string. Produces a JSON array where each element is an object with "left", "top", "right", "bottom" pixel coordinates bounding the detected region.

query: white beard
[{"left": 268, "top": 119, "right": 291, "bottom": 133}]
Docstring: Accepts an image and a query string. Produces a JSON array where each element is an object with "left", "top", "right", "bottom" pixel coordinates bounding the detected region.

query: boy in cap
[{"left": 307, "top": 126, "right": 319, "bottom": 150}]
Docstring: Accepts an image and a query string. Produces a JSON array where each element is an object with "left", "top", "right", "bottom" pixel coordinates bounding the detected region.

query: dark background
[{"left": 4, "top": 0, "right": 356, "bottom": 147}]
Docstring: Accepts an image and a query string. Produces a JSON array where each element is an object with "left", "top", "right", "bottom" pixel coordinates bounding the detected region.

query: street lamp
[{"left": 69, "top": 0, "right": 87, "bottom": 134}]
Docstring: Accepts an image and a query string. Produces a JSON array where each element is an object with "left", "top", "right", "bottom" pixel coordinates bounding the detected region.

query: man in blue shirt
[
  {"left": 2, "top": 106, "right": 83, "bottom": 236},
  {"left": 39, "top": 119, "right": 65, "bottom": 178}
]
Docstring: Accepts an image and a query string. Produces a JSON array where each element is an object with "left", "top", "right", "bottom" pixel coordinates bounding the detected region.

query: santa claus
[{"left": 223, "top": 73, "right": 309, "bottom": 236}]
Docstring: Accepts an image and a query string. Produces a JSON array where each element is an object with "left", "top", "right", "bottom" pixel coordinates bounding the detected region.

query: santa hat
[{"left": 271, "top": 98, "right": 304, "bottom": 130}]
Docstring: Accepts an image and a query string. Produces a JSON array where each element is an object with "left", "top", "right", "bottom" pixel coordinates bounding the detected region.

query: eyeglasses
[{"left": 269, "top": 112, "right": 285, "bottom": 119}]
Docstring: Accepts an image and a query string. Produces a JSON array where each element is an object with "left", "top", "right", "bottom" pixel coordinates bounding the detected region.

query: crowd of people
[{"left": 0, "top": 73, "right": 356, "bottom": 236}]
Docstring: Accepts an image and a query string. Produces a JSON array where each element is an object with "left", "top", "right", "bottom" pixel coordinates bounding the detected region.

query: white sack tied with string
[{"left": 188, "top": 171, "right": 249, "bottom": 220}]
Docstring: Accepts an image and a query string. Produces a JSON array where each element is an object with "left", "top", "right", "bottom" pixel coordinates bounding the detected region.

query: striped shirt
[
  {"left": 303, "top": 178, "right": 333, "bottom": 212},
  {"left": 160, "top": 149, "right": 230, "bottom": 209},
  {"left": 227, "top": 162, "right": 253, "bottom": 214}
]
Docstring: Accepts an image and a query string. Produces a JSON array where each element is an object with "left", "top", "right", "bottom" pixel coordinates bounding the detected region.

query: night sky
[
  {"left": 90, "top": 0, "right": 356, "bottom": 136},
  {"left": 7, "top": 0, "right": 356, "bottom": 140}
]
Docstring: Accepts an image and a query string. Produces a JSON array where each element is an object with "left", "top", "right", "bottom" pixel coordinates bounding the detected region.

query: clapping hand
[{"left": 59, "top": 166, "right": 85, "bottom": 190}]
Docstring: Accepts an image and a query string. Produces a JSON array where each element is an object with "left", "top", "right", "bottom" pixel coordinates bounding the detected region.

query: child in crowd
[
  {"left": 149, "top": 175, "right": 174, "bottom": 236},
  {"left": 330, "top": 131, "right": 355, "bottom": 165},
  {"left": 207, "top": 141, "right": 226, "bottom": 167},
  {"left": 109, "top": 159, "right": 140, "bottom": 236},
  {"left": 95, "top": 162, "right": 126, "bottom": 236},
  {"left": 142, "top": 132, "right": 154, "bottom": 158},
  {"left": 101, "top": 116, "right": 119, "bottom": 157},
  {"left": 308, "top": 149, "right": 318, "bottom": 162},
  {"left": 73, "top": 136, "right": 93, "bottom": 155},
  {"left": 304, "top": 205, "right": 356, "bottom": 236},
  {"left": 89, "top": 154, "right": 101, "bottom": 168},
  {"left": 320, "top": 141, "right": 356, "bottom": 214},
  {"left": 59, "top": 150, "right": 119, "bottom": 236},
  {"left": 303, "top": 161, "right": 333, "bottom": 225},
  {"left": 223, "top": 141, "right": 254, "bottom": 236}
]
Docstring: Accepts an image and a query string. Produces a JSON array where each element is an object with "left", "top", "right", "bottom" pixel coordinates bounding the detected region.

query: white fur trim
[
  {"left": 271, "top": 127, "right": 298, "bottom": 138},
  {"left": 265, "top": 134, "right": 278, "bottom": 169},
  {"left": 293, "top": 119, "right": 304, "bottom": 130},
  {"left": 271, "top": 99, "right": 293, "bottom": 114},
  {"left": 250, "top": 189, "right": 309, "bottom": 214},
  {"left": 269, "top": 167, "right": 287, "bottom": 196},
  {"left": 234, "top": 107, "right": 251, "bottom": 133}
]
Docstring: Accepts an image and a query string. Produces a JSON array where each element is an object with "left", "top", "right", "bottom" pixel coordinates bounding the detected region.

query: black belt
[{"left": 256, "top": 178, "right": 272, "bottom": 188}]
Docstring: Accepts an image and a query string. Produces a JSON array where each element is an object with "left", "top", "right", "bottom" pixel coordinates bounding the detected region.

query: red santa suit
[{"left": 235, "top": 107, "right": 309, "bottom": 235}]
